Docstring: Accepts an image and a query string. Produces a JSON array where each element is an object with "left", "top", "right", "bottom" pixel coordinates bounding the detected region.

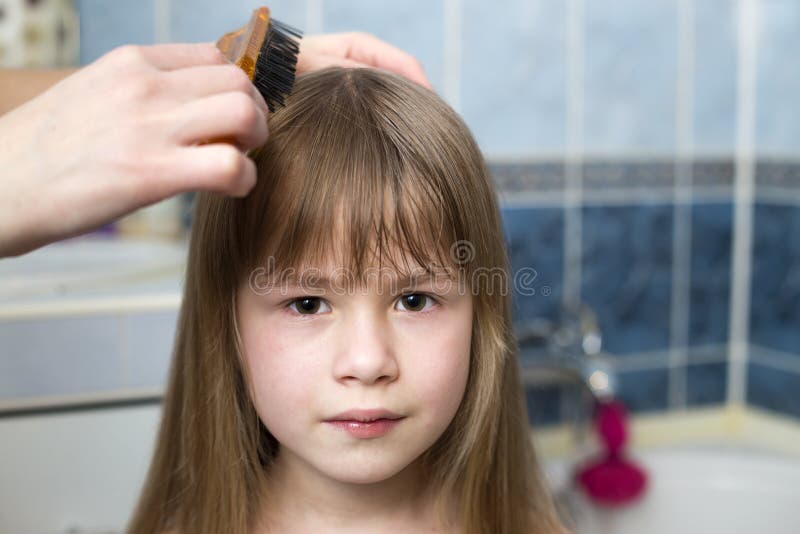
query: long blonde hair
[{"left": 127, "top": 67, "right": 567, "bottom": 534}]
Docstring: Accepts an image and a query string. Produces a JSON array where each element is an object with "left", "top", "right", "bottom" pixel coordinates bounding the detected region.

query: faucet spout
[
  {"left": 518, "top": 355, "right": 616, "bottom": 404},
  {"left": 515, "top": 301, "right": 616, "bottom": 402}
]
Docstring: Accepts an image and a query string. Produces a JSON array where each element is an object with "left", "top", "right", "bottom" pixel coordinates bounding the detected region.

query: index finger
[
  {"left": 136, "top": 42, "right": 229, "bottom": 71},
  {"left": 339, "top": 33, "right": 432, "bottom": 89}
]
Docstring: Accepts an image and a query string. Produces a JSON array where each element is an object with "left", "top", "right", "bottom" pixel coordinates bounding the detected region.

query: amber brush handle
[
  {"left": 215, "top": 6, "right": 272, "bottom": 81},
  {"left": 199, "top": 7, "right": 272, "bottom": 148}
]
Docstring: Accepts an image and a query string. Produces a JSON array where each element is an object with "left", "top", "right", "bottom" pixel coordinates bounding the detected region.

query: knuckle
[
  {"left": 203, "top": 43, "right": 229, "bottom": 65},
  {"left": 217, "top": 145, "right": 245, "bottom": 184},
  {"left": 229, "top": 92, "right": 260, "bottom": 128},
  {"left": 125, "top": 74, "right": 160, "bottom": 101},
  {"left": 351, "top": 31, "right": 372, "bottom": 40},
  {"left": 228, "top": 67, "right": 254, "bottom": 94},
  {"left": 112, "top": 144, "right": 153, "bottom": 184},
  {"left": 109, "top": 44, "right": 145, "bottom": 65}
]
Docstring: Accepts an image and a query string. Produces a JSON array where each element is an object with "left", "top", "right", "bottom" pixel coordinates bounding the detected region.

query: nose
[{"left": 332, "top": 308, "right": 399, "bottom": 385}]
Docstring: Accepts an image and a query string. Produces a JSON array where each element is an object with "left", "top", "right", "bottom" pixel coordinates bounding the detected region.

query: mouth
[
  {"left": 325, "top": 408, "right": 404, "bottom": 423},
  {"left": 324, "top": 417, "right": 405, "bottom": 439}
]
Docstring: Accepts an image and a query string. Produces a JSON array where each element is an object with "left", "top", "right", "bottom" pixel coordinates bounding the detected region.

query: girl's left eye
[
  {"left": 287, "top": 297, "right": 331, "bottom": 316},
  {"left": 395, "top": 293, "right": 437, "bottom": 313}
]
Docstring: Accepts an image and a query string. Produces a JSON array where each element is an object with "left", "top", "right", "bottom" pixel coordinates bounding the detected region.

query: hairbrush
[{"left": 216, "top": 6, "right": 302, "bottom": 112}]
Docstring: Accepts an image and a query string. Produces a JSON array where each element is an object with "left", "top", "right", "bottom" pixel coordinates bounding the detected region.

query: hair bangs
[{"left": 240, "top": 70, "right": 467, "bottom": 289}]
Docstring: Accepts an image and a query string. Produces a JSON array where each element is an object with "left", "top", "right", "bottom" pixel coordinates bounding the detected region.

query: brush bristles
[{"left": 253, "top": 18, "right": 303, "bottom": 112}]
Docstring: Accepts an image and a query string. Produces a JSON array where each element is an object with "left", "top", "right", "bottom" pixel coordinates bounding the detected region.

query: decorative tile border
[
  {"left": 487, "top": 161, "right": 565, "bottom": 192},
  {"left": 582, "top": 160, "right": 675, "bottom": 191},
  {"left": 756, "top": 160, "right": 800, "bottom": 188},
  {"left": 692, "top": 159, "right": 736, "bottom": 188},
  {"left": 488, "top": 158, "right": 799, "bottom": 197}
]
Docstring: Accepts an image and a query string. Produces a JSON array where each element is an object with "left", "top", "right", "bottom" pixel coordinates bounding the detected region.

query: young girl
[{"left": 127, "top": 67, "right": 569, "bottom": 534}]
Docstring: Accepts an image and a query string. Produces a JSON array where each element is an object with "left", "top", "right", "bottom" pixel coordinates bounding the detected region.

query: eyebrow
[
  {"left": 296, "top": 272, "right": 432, "bottom": 285},
  {"left": 279, "top": 270, "right": 454, "bottom": 289}
]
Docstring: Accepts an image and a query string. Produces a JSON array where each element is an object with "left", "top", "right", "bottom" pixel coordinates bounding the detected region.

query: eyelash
[{"left": 284, "top": 293, "right": 440, "bottom": 318}]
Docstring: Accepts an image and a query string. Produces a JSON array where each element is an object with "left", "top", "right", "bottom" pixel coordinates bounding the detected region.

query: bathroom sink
[
  {"left": 0, "top": 236, "right": 186, "bottom": 405},
  {"left": 0, "top": 236, "right": 186, "bottom": 308}
]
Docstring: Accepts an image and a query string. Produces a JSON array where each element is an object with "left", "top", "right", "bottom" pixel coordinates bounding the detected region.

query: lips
[{"left": 325, "top": 408, "right": 403, "bottom": 423}]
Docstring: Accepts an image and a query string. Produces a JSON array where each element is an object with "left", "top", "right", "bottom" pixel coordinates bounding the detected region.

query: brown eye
[
  {"left": 289, "top": 297, "right": 328, "bottom": 315},
  {"left": 397, "top": 293, "right": 432, "bottom": 312}
]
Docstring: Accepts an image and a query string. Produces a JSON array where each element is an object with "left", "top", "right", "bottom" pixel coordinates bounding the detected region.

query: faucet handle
[
  {"left": 555, "top": 301, "right": 603, "bottom": 356},
  {"left": 514, "top": 317, "right": 556, "bottom": 351}
]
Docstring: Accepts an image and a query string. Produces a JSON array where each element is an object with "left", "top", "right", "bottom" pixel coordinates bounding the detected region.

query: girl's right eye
[{"left": 287, "top": 297, "right": 331, "bottom": 316}]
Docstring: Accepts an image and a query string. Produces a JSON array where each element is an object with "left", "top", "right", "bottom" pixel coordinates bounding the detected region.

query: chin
[{"left": 319, "top": 454, "right": 418, "bottom": 485}]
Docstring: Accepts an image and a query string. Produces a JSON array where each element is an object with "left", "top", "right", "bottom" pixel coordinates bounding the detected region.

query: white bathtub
[{"left": 547, "top": 444, "right": 800, "bottom": 534}]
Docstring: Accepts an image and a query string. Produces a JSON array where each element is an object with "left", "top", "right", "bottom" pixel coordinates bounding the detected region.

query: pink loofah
[{"left": 574, "top": 400, "right": 648, "bottom": 506}]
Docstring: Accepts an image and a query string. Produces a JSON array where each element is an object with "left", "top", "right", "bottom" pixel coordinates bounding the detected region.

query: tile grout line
[
  {"left": 750, "top": 347, "right": 800, "bottom": 375},
  {"left": 443, "top": 0, "right": 462, "bottom": 112},
  {"left": 749, "top": 345, "right": 800, "bottom": 375},
  {"left": 558, "top": 0, "right": 584, "bottom": 421},
  {"left": 306, "top": 0, "right": 323, "bottom": 35},
  {"left": 755, "top": 186, "right": 800, "bottom": 205},
  {"left": 563, "top": 0, "right": 584, "bottom": 307},
  {"left": 668, "top": 0, "right": 695, "bottom": 410},
  {"left": 154, "top": 0, "right": 170, "bottom": 44},
  {"left": 727, "top": 0, "right": 758, "bottom": 407}
]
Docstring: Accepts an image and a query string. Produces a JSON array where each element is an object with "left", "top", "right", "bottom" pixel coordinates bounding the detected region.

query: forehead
[
  {"left": 280, "top": 248, "right": 454, "bottom": 285},
  {"left": 263, "top": 198, "right": 452, "bottom": 271}
]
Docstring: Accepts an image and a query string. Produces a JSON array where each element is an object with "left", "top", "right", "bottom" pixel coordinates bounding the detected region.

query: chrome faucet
[
  {"left": 515, "top": 302, "right": 617, "bottom": 527},
  {"left": 515, "top": 301, "right": 616, "bottom": 404}
]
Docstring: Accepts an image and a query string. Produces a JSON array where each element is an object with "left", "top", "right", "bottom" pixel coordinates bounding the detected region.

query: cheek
[
  {"left": 239, "top": 323, "right": 318, "bottom": 435},
  {"left": 406, "top": 309, "right": 473, "bottom": 418}
]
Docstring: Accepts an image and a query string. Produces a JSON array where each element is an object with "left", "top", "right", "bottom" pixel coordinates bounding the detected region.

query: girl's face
[{"left": 235, "top": 255, "right": 473, "bottom": 486}]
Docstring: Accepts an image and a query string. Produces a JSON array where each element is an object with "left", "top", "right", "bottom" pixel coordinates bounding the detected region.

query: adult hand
[
  {"left": 0, "top": 33, "right": 431, "bottom": 258},
  {"left": 298, "top": 32, "right": 431, "bottom": 89},
  {"left": 0, "top": 43, "right": 269, "bottom": 257}
]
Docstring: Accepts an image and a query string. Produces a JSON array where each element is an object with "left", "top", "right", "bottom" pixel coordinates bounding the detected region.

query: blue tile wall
[
  {"left": 748, "top": 362, "right": 800, "bottom": 419},
  {"left": 583, "top": 0, "right": 677, "bottom": 153},
  {"left": 76, "top": 0, "right": 156, "bottom": 64},
  {"left": 581, "top": 205, "right": 674, "bottom": 355},
  {"left": 169, "top": 0, "right": 305, "bottom": 44},
  {"left": 688, "top": 203, "right": 732, "bottom": 346},
  {"left": 686, "top": 360, "right": 728, "bottom": 406},
  {"left": 693, "top": 0, "right": 737, "bottom": 153},
  {"left": 525, "top": 385, "right": 562, "bottom": 427},
  {"left": 501, "top": 207, "right": 564, "bottom": 324},
  {"left": 615, "top": 367, "right": 670, "bottom": 413},
  {"left": 756, "top": 0, "right": 800, "bottom": 155},
  {"left": 461, "top": 0, "right": 567, "bottom": 154},
  {"left": 749, "top": 203, "right": 800, "bottom": 355},
  {"left": 60, "top": 0, "right": 800, "bottom": 426},
  {"left": 322, "top": 0, "right": 444, "bottom": 94},
  {"left": 72, "top": 0, "right": 755, "bottom": 157}
]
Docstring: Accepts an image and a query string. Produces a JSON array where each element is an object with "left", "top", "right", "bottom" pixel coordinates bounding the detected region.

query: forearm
[{"left": 0, "top": 68, "right": 79, "bottom": 116}]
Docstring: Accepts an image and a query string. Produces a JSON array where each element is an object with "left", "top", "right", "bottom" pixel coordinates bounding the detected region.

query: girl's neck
[{"left": 253, "top": 449, "right": 458, "bottom": 533}]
